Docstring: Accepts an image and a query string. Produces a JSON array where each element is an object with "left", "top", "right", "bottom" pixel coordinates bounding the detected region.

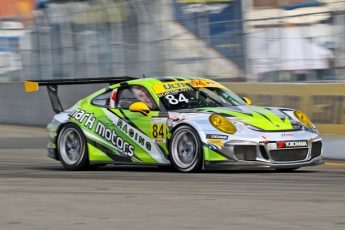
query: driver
[{"left": 131, "top": 86, "right": 158, "bottom": 110}]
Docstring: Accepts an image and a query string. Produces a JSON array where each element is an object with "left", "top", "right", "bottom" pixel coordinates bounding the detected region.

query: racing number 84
[{"left": 150, "top": 123, "right": 166, "bottom": 139}]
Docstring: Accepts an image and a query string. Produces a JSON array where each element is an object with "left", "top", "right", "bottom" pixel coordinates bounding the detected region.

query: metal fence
[{"left": 0, "top": 0, "right": 344, "bottom": 82}]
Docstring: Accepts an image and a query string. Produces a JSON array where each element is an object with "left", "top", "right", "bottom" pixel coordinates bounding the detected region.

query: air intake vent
[
  {"left": 259, "top": 146, "right": 269, "bottom": 160},
  {"left": 311, "top": 141, "right": 322, "bottom": 158},
  {"left": 234, "top": 146, "right": 257, "bottom": 161},
  {"left": 270, "top": 149, "right": 308, "bottom": 162}
]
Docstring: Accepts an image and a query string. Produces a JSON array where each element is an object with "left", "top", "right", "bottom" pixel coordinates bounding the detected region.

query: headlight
[
  {"left": 294, "top": 111, "right": 313, "bottom": 129},
  {"left": 209, "top": 114, "right": 236, "bottom": 134}
]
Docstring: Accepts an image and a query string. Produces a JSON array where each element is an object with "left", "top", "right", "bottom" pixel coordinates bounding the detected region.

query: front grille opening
[
  {"left": 311, "top": 141, "right": 322, "bottom": 158},
  {"left": 259, "top": 146, "right": 269, "bottom": 160},
  {"left": 234, "top": 146, "right": 257, "bottom": 161},
  {"left": 270, "top": 149, "right": 308, "bottom": 162}
]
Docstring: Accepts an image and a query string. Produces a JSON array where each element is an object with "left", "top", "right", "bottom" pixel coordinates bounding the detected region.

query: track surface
[{"left": 1, "top": 125, "right": 345, "bottom": 230}]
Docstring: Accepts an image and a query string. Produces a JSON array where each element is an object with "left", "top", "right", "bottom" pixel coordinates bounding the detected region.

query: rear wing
[{"left": 24, "top": 76, "right": 137, "bottom": 114}]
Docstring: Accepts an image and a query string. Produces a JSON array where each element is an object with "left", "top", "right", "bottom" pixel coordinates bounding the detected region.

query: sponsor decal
[
  {"left": 69, "top": 109, "right": 140, "bottom": 157},
  {"left": 155, "top": 139, "right": 165, "bottom": 143},
  {"left": 277, "top": 140, "right": 308, "bottom": 149},
  {"left": 150, "top": 117, "right": 167, "bottom": 142},
  {"left": 206, "top": 134, "right": 228, "bottom": 140},
  {"left": 115, "top": 119, "right": 152, "bottom": 152},
  {"left": 207, "top": 139, "right": 222, "bottom": 150},
  {"left": 104, "top": 109, "right": 170, "bottom": 164},
  {"left": 69, "top": 108, "right": 170, "bottom": 164},
  {"left": 282, "top": 133, "right": 294, "bottom": 137},
  {"left": 69, "top": 109, "right": 96, "bottom": 129},
  {"left": 259, "top": 136, "right": 269, "bottom": 144},
  {"left": 95, "top": 121, "right": 135, "bottom": 156},
  {"left": 157, "top": 88, "right": 193, "bottom": 98},
  {"left": 165, "top": 93, "right": 189, "bottom": 104},
  {"left": 168, "top": 112, "right": 179, "bottom": 120},
  {"left": 153, "top": 80, "right": 223, "bottom": 95}
]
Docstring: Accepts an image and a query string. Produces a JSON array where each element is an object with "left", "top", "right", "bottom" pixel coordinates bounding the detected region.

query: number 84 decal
[
  {"left": 150, "top": 117, "right": 167, "bottom": 141},
  {"left": 166, "top": 94, "right": 189, "bottom": 104}
]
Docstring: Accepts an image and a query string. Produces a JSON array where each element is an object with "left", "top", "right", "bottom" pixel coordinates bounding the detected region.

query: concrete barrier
[
  {"left": 0, "top": 82, "right": 108, "bottom": 127},
  {"left": 224, "top": 83, "right": 345, "bottom": 135},
  {"left": 1, "top": 82, "right": 345, "bottom": 135}
]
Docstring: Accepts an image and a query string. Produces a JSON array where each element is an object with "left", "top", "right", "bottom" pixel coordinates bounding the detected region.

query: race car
[{"left": 24, "top": 76, "right": 324, "bottom": 172}]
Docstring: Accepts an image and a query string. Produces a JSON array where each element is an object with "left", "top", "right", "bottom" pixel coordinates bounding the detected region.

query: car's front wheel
[
  {"left": 57, "top": 123, "right": 89, "bottom": 170},
  {"left": 169, "top": 125, "right": 203, "bottom": 172}
]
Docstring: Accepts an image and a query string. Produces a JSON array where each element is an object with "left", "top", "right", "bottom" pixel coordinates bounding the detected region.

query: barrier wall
[
  {"left": 0, "top": 82, "right": 107, "bottom": 127},
  {"left": 224, "top": 83, "right": 345, "bottom": 135},
  {"left": 0, "top": 82, "right": 345, "bottom": 135}
]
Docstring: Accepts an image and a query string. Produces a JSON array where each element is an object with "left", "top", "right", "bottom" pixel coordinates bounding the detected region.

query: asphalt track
[{"left": 0, "top": 125, "right": 345, "bottom": 230}]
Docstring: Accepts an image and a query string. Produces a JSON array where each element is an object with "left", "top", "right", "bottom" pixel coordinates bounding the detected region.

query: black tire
[
  {"left": 275, "top": 168, "right": 299, "bottom": 172},
  {"left": 57, "top": 123, "right": 89, "bottom": 171},
  {"left": 169, "top": 125, "right": 203, "bottom": 172}
]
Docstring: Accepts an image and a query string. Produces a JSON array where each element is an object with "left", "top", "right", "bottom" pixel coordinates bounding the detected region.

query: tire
[
  {"left": 169, "top": 125, "right": 203, "bottom": 172},
  {"left": 57, "top": 123, "right": 89, "bottom": 171},
  {"left": 275, "top": 168, "right": 299, "bottom": 172}
]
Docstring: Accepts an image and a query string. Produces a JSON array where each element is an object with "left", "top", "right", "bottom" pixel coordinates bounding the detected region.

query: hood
[{"left": 184, "top": 106, "right": 301, "bottom": 131}]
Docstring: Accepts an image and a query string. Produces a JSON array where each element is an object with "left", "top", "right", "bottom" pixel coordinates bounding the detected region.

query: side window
[
  {"left": 92, "top": 90, "right": 112, "bottom": 107},
  {"left": 116, "top": 88, "right": 137, "bottom": 109},
  {"left": 115, "top": 85, "right": 159, "bottom": 110}
]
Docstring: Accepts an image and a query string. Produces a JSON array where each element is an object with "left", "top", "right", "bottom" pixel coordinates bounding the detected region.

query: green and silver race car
[{"left": 25, "top": 76, "right": 323, "bottom": 172}]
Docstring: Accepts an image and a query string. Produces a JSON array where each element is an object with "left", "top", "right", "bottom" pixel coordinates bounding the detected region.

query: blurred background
[{"left": 0, "top": 0, "right": 344, "bottom": 82}]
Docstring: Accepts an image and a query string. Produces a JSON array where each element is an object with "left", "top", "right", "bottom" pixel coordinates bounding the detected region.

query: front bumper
[
  {"left": 204, "top": 155, "right": 324, "bottom": 170},
  {"left": 202, "top": 130, "right": 324, "bottom": 170},
  {"left": 47, "top": 143, "right": 59, "bottom": 160}
]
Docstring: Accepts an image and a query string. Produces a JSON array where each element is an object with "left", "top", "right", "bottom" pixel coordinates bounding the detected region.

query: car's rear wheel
[
  {"left": 57, "top": 123, "right": 89, "bottom": 171},
  {"left": 169, "top": 125, "right": 203, "bottom": 172}
]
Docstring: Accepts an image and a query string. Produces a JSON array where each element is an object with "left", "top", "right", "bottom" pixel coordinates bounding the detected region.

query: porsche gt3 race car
[{"left": 25, "top": 76, "right": 324, "bottom": 172}]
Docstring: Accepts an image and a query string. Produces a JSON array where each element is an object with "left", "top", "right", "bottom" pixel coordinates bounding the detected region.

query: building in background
[
  {"left": 0, "top": 0, "right": 344, "bottom": 82},
  {"left": 242, "top": 0, "right": 345, "bottom": 81},
  {"left": 0, "top": 0, "right": 34, "bottom": 79},
  {"left": 20, "top": 0, "right": 245, "bottom": 81}
]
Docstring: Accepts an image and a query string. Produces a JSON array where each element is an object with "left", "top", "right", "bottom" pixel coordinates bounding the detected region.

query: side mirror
[
  {"left": 129, "top": 102, "right": 151, "bottom": 116},
  {"left": 242, "top": 97, "right": 252, "bottom": 105}
]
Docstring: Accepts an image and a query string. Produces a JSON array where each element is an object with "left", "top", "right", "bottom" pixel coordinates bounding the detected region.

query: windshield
[{"left": 159, "top": 86, "right": 247, "bottom": 110}]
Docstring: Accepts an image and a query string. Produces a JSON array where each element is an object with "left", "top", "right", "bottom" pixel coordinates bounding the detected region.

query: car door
[{"left": 102, "top": 85, "right": 170, "bottom": 165}]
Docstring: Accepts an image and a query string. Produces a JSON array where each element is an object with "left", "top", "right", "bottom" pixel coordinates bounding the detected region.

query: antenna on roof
[{"left": 142, "top": 74, "right": 145, "bottom": 79}]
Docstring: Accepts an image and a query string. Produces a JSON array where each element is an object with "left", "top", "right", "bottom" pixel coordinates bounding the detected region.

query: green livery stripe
[
  {"left": 157, "top": 142, "right": 169, "bottom": 159},
  {"left": 110, "top": 109, "right": 125, "bottom": 119},
  {"left": 200, "top": 107, "right": 293, "bottom": 131},
  {"left": 103, "top": 109, "right": 162, "bottom": 164},
  {"left": 203, "top": 145, "right": 229, "bottom": 161},
  {"left": 88, "top": 143, "right": 114, "bottom": 161},
  {"left": 120, "top": 110, "right": 159, "bottom": 136}
]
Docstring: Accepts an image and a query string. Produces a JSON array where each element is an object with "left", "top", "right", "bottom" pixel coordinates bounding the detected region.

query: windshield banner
[{"left": 153, "top": 80, "right": 224, "bottom": 95}]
